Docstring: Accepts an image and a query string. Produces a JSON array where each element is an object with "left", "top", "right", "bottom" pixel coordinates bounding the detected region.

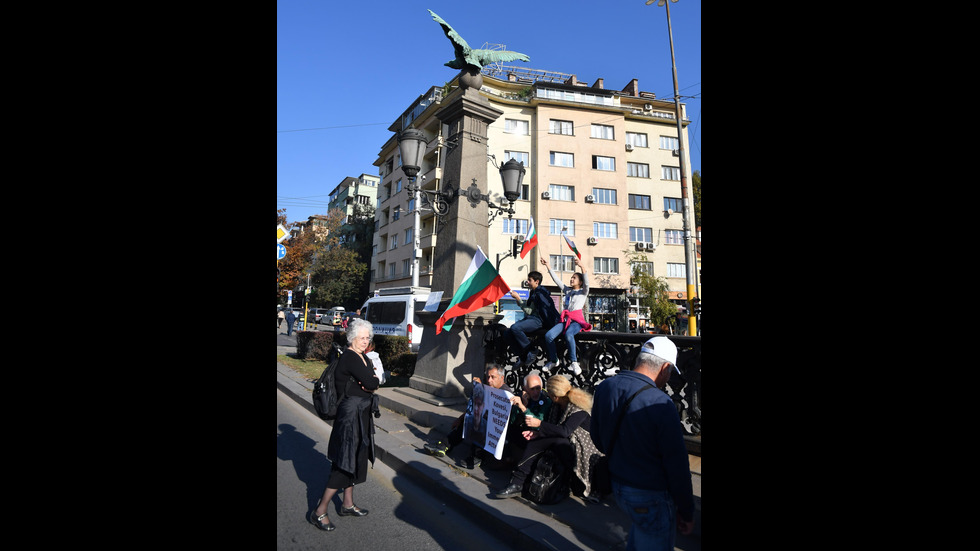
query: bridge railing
[{"left": 482, "top": 324, "right": 701, "bottom": 436}]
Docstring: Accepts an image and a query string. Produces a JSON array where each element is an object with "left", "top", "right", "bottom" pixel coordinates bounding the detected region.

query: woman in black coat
[{"left": 310, "top": 318, "right": 380, "bottom": 531}]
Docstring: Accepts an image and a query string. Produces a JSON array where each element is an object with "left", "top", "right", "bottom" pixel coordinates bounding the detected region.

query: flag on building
[
  {"left": 520, "top": 218, "right": 537, "bottom": 259},
  {"left": 435, "top": 246, "right": 512, "bottom": 334},
  {"left": 563, "top": 232, "right": 581, "bottom": 260}
]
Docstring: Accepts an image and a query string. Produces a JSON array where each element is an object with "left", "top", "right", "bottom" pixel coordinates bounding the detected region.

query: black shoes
[
  {"left": 309, "top": 510, "right": 336, "bottom": 531},
  {"left": 338, "top": 505, "right": 369, "bottom": 517},
  {"left": 494, "top": 483, "right": 522, "bottom": 499}
]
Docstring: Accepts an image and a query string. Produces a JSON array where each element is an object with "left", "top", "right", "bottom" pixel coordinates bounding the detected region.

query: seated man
[
  {"left": 506, "top": 271, "right": 561, "bottom": 367},
  {"left": 424, "top": 363, "right": 514, "bottom": 469},
  {"left": 502, "top": 372, "right": 552, "bottom": 465},
  {"left": 494, "top": 374, "right": 603, "bottom": 502}
]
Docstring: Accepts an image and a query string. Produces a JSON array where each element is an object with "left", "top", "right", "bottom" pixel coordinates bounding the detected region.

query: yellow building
[{"left": 372, "top": 69, "right": 697, "bottom": 331}]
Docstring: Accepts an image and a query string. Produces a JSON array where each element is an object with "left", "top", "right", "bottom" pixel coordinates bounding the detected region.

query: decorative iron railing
[{"left": 482, "top": 324, "right": 701, "bottom": 436}]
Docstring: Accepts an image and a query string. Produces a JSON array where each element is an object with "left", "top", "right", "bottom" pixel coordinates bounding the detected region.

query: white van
[{"left": 360, "top": 287, "right": 430, "bottom": 352}]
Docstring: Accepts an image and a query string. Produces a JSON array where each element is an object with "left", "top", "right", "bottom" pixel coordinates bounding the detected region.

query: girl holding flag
[{"left": 539, "top": 255, "right": 591, "bottom": 376}]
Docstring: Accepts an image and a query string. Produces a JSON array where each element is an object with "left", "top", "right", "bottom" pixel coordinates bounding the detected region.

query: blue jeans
[
  {"left": 612, "top": 481, "right": 677, "bottom": 551},
  {"left": 544, "top": 321, "right": 582, "bottom": 363},
  {"left": 508, "top": 316, "right": 542, "bottom": 356}
]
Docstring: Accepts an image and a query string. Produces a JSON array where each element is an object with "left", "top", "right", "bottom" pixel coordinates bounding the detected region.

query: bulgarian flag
[
  {"left": 520, "top": 218, "right": 537, "bottom": 259},
  {"left": 563, "top": 232, "right": 581, "bottom": 260},
  {"left": 435, "top": 246, "right": 512, "bottom": 334}
]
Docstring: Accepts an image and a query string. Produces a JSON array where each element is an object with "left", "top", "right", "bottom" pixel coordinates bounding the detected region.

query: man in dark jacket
[
  {"left": 590, "top": 336, "right": 695, "bottom": 550},
  {"left": 506, "top": 271, "right": 561, "bottom": 366}
]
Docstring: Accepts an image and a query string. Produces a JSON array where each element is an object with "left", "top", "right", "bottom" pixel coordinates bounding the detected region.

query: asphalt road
[{"left": 277, "top": 389, "right": 510, "bottom": 551}]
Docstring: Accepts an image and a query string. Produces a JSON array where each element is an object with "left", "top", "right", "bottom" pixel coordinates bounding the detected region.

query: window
[
  {"left": 662, "top": 166, "right": 680, "bottom": 180},
  {"left": 632, "top": 261, "right": 654, "bottom": 277},
  {"left": 592, "top": 155, "right": 616, "bottom": 171},
  {"left": 505, "top": 150, "right": 529, "bottom": 168},
  {"left": 591, "top": 124, "right": 614, "bottom": 140},
  {"left": 665, "top": 230, "right": 683, "bottom": 244},
  {"left": 549, "top": 119, "right": 573, "bottom": 135},
  {"left": 502, "top": 218, "right": 529, "bottom": 235},
  {"left": 505, "top": 119, "right": 529, "bottom": 135},
  {"left": 408, "top": 198, "right": 416, "bottom": 212},
  {"left": 594, "top": 257, "right": 619, "bottom": 274},
  {"left": 593, "top": 222, "right": 618, "bottom": 239},
  {"left": 664, "top": 197, "right": 682, "bottom": 212},
  {"left": 627, "top": 162, "right": 650, "bottom": 178},
  {"left": 629, "top": 194, "right": 652, "bottom": 210},
  {"left": 549, "top": 255, "right": 576, "bottom": 272},
  {"left": 404, "top": 227, "right": 414, "bottom": 245},
  {"left": 550, "top": 151, "right": 574, "bottom": 167},
  {"left": 389, "top": 234, "right": 398, "bottom": 249},
  {"left": 392, "top": 205, "right": 400, "bottom": 221},
  {"left": 388, "top": 263, "right": 397, "bottom": 278},
  {"left": 402, "top": 259, "right": 411, "bottom": 277},
  {"left": 630, "top": 227, "right": 653, "bottom": 242},
  {"left": 660, "top": 135, "right": 679, "bottom": 151},
  {"left": 548, "top": 184, "right": 575, "bottom": 202},
  {"left": 549, "top": 219, "right": 575, "bottom": 236},
  {"left": 626, "top": 132, "right": 648, "bottom": 148},
  {"left": 395, "top": 179, "right": 402, "bottom": 193},
  {"left": 591, "top": 188, "right": 617, "bottom": 204},
  {"left": 520, "top": 184, "right": 529, "bottom": 201},
  {"left": 667, "top": 263, "right": 686, "bottom": 278}
]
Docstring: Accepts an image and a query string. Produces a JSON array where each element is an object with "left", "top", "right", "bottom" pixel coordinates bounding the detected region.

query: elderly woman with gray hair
[{"left": 310, "top": 318, "right": 380, "bottom": 532}]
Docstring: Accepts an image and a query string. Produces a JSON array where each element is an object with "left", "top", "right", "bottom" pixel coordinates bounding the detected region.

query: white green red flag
[
  {"left": 520, "top": 218, "right": 537, "bottom": 259},
  {"left": 435, "top": 246, "right": 512, "bottom": 334},
  {"left": 563, "top": 232, "right": 581, "bottom": 260}
]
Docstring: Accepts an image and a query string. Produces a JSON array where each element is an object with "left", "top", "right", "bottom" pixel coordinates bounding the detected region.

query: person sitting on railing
[
  {"left": 506, "top": 271, "right": 561, "bottom": 368},
  {"left": 494, "top": 375, "right": 603, "bottom": 502},
  {"left": 540, "top": 257, "right": 591, "bottom": 376}
]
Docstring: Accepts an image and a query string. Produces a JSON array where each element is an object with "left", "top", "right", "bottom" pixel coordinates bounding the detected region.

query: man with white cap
[{"left": 590, "top": 336, "right": 695, "bottom": 550}]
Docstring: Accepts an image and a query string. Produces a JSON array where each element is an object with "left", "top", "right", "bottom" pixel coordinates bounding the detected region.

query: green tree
[{"left": 307, "top": 210, "right": 367, "bottom": 308}]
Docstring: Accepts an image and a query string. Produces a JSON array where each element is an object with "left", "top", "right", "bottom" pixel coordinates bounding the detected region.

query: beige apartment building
[{"left": 372, "top": 69, "right": 698, "bottom": 332}]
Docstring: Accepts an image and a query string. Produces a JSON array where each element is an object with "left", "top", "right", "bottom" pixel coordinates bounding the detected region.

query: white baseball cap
[{"left": 641, "top": 336, "right": 681, "bottom": 374}]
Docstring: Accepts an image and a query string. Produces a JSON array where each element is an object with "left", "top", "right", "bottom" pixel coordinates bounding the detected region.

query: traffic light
[
  {"left": 512, "top": 238, "right": 521, "bottom": 257},
  {"left": 691, "top": 296, "right": 701, "bottom": 317}
]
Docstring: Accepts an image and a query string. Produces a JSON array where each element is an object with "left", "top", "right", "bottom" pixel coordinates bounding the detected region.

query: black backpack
[
  {"left": 312, "top": 345, "right": 352, "bottom": 421},
  {"left": 522, "top": 449, "right": 570, "bottom": 505}
]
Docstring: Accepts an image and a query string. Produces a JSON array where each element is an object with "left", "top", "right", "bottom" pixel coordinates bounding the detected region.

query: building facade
[
  {"left": 327, "top": 173, "right": 380, "bottom": 225},
  {"left": 371, "top": 71, "right": 698, "bottom": 331}
]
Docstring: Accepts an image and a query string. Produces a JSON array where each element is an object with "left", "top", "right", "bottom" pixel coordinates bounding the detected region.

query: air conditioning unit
[
  {"left": 672, "top": 149, "right": 680, "bottom": 157},
  {"left": 541, "top": 191, "right": 551, "bottom": 200},
  {"left": 625, "top": 144, "right": 634, "bottom": 152},
  {"left": 643, "top": 103, "right": 653, "bottom": 111},
  {"left": 584, "top": 194, "right": 595, "bottom": 203},
  {"left": 515, "top": 234, "right": 525, "bottom": 243},
  {"left": 645, "top": 242, "right": 658, "bottom": 251},
  {"left": 587, "top": 237, "right": 597, "bottom": 245},
  {"left": 635, "top": 242, "right": 646, "bottom": 252}
]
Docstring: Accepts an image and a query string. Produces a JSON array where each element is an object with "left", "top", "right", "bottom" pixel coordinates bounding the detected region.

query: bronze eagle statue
[{"left": 428, "top": 9, "right": 530, "bottom": 70}]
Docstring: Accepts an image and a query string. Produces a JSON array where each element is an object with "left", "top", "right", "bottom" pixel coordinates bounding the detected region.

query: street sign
[
  {"left": 277, "top": 244, "right": 287, "bottom": 260},
  {"left": 277, "top": 224, "right": 289, "bottom": 244}
]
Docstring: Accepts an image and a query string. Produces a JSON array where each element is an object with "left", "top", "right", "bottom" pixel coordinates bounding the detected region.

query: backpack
[
  {"left": 312, "top": 345, "right": 352, "bottom": 421},
  {"left": 522, "top": 449, "right": 570, "bottom": 505}
]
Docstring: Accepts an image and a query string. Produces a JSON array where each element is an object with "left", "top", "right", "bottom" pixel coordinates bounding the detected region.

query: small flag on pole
[
  {"left": 520, "top": 218, "right": 538, "bottom": 259},
  {"left": 563, "top": 232, "right": 581, "bottom": 260}
]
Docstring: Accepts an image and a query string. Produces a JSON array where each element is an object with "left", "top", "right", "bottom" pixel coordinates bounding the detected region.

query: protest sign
[{"left": 462, "top": 383, "right": 513, "bottom": 460}]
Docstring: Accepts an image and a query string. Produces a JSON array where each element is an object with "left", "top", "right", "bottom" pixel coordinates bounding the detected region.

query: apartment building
[
  {"left": 327, "top": 173, "right": 380, "bottom": 225},
  {"left": 372, "top": 70, "right": 697, "bottom": 331}
]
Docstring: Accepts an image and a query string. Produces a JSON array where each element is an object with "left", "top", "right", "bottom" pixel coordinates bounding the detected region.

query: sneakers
[
  {"left": 569, "top": 362, "right": 582, "bottom": 375},
  {"left": 525, "top": 352, "right": 537, "bottom": 365},
  {"left": 424, "top": 441, "right": 448, "bottom": 457},
  {"left": 541, "top": 361, "right": 555, "bottom": 373}
]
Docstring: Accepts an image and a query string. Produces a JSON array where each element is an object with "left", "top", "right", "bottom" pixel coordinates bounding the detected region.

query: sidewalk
[{"left": 277, "top": 337, "right": 701, "bottom": 550}]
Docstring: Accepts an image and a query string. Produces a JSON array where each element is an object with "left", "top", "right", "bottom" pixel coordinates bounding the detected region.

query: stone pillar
[{"left": 409, "top": 69, "right": 503, "bottom": 402}]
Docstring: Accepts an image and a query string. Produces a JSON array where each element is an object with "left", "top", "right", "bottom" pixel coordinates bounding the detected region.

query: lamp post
[
  {"left": 398, "top": 129, "right": 426, "bottom": 289},
  {"left": 647, "top": 0, "right": 697, "bottom": 336}
]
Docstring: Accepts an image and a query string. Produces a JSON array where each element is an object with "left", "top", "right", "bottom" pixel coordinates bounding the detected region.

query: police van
[{"left": 360, "top": 287, "right": 430, "bottom": 352}]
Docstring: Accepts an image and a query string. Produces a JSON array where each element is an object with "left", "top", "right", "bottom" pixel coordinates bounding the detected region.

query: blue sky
[{"left": 277, "top": 0, "right": 701, "bottom": 224}]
